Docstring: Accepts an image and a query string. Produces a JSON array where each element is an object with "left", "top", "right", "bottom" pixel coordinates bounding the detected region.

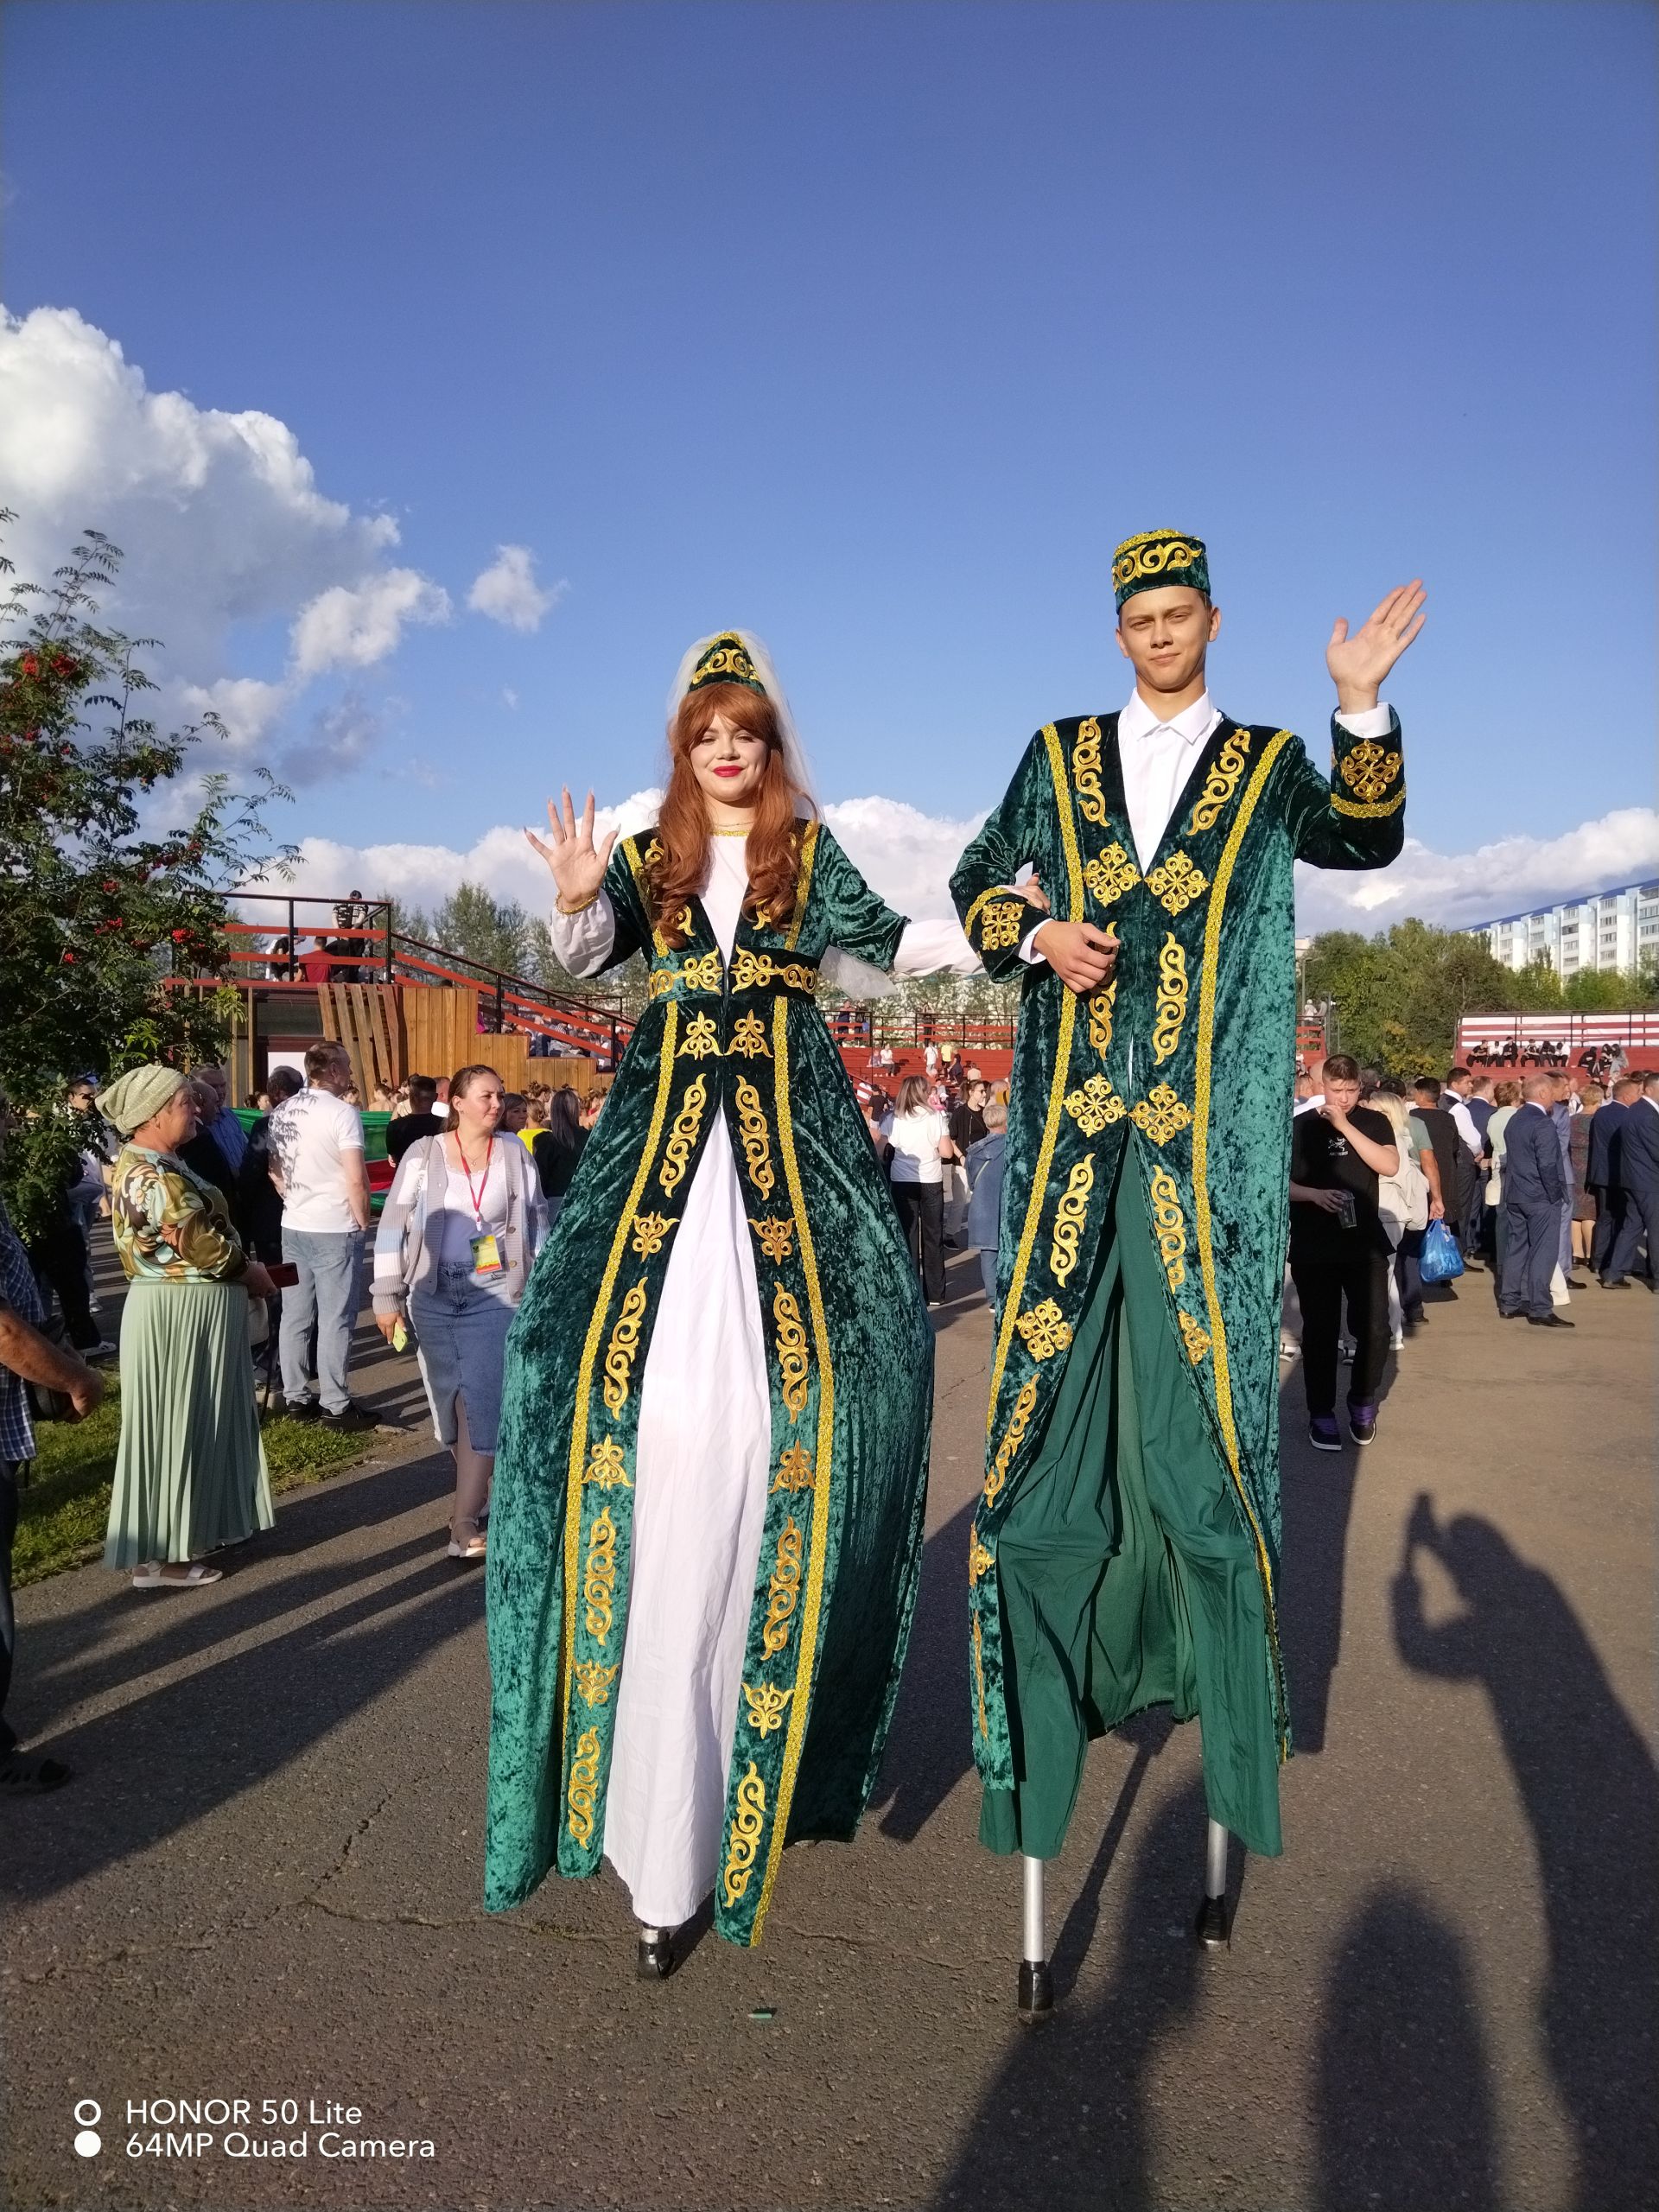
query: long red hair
[{"left": 650, "top": 683, "right": 815, "bottom": 948}]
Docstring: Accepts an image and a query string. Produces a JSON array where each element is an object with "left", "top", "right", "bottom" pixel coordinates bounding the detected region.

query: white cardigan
[{"left": 372, "top": 1135, "right": 547, "bottom": 1312}]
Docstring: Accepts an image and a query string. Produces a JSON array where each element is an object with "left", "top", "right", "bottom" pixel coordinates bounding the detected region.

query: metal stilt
[
  {"left": 1016, "top": 1854, "right": 1053, "bottom": 2017},
  {"left": 1195, "top": 1817, "right": 1232, "bottom": 1948}
]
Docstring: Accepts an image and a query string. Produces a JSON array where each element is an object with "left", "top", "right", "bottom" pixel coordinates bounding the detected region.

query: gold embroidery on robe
[
  {"left": 762, "top": 1517, "right": 804, "bottom": 1656},
  {"left": 728, "top": 1010, "right": 770, "bottom": 1058},
  {"left": 1130, "top": 1084, "right": 1193, "bottom": 1145},
  {"left": 1072, "top": 716, "right": 1106, "bottom": 824},
  {"left": 1179, "top": 1309, "right": 1211, "bottom": 1363},
  {"left": 771, "top": 1440, "right": 815, "bottom": 1492},
  {"left": 582, "top": 1505, "right": 618, "bottom": 1642},
  {"left": 1332, "top": 788, "right": 1405, "bottom": 819},
  {"left": 584, "top": 1433, "right": 632, "bottom": 1489},
  {"left": 659, "top": 1073, "right": 709, "bottom": 1195},
  {"left": 1338, "top": 738, "right": 1402, "bottom": 804},
  {"left": 648, "top": 948, "right": 722, "bottom": 999},
  {"left": 1015, "top": 1298, "right": 1072, "bottom": 1360},
  {"left": 1146, "top": 851, "right": 1210, "bottom": 915},
  {"left": 721, "top": 1764, "right": 767, "bottom": 1906},
  {"left": 630, "top": 1211, "right": 677, "bottom": 1259},
  {"left": 731, "top": 949, "right": 816, "bottom": 993},
  {"left": 969, "top": 1534, "right": 996, "bottom": 1585},
  {"left": 734, "top": 1077, "right": 775, "bottom": 1200},
  {"left": 1150, "top": 933, "right": 1189, "bottom": 1065},
  {"left": 1065, "top": 1072, "right": 1127, "bottom": 1135},
  {"left": 742, "top": 1681, "right": 794, "bottom": 1738},
  {"left": 773, "top": 1282, "right": 810, "bottom": 1417},
  {"left": 601, "top": 1279, "right": 649, "bottom": 1413},
  {"left": 573, "top": 1662, "right": 620, "bottom": 1707},
  {"left": 1149, "top": 1166, "right": 1186, "bottom": 1290},
  {"left": 980, "top": 899, "right": 1025, "bottom": 951},
  {"left": 567, "top": 1727, "right": 601, "bottom": 1845},
  {"left": 748, "top": 1215, "right": 795, "bottom": 1263},
  {"left": 1087, "top": 979, "right": 1116, "bottom": 1057},
  {"left": 1084, "top": 842, "right": 1140, "bottom": 906},
  {"left": 984, "top": 1376, "right": 1039, "bottom": 1507},
  {"left": 1187, "top": 728, "right": 1253, "bottom": 834},
  {"left": 678, "top": 1011, "right": 721, "bottom": 1058},
  {"left": 1049, "top": 1154, "right": 1095, "bottom": 1287}
]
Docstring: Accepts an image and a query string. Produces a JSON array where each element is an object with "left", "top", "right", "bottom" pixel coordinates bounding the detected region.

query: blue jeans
[{"left": 279, "top": 1228, "right": 364, "bottom": 1414}]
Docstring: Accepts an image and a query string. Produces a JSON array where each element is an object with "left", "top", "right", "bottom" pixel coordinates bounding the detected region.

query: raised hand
[
  {"left": 1326, "top": 580, "right": 1427, "bottom": 712},
  {"left": 525, "top": 787, "right": 617, "bottom": 912}
]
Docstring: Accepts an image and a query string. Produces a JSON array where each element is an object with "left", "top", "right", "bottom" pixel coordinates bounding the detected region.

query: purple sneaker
[
  {"left": 1347, "top": 1402, "right": 1377, "bottom": 1446},
  {"left": 1309, "top": 1414, "right": 1342, "bottom": 1452}
]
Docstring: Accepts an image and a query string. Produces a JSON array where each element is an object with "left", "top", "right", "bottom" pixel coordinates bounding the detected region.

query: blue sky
[{"left": 2, "top": 0, "right": 1654, "bottom": 928}]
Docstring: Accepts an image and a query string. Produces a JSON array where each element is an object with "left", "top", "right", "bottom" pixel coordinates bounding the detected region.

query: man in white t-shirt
[{"left": 269, "top": 1042, "right": 375, "bottom": 1429}]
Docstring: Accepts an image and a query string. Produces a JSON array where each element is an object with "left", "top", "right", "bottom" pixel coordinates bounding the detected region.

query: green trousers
[{"left": 982, "top": 1159, "right": 1282, "bottom": 1860}]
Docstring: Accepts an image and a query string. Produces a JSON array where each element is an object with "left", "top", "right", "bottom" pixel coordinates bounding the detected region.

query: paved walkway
[{"left": 4, "top": 1253, "right": 1655, "bottom": 2211}]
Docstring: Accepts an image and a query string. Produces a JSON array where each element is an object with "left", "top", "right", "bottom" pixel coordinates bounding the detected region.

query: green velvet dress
[
  {"left": 950, "top": 709, "right": 1405, "bottom": 1858},
  {"left": 484, "top": 822, "right": 933, "bottom": 1947}
]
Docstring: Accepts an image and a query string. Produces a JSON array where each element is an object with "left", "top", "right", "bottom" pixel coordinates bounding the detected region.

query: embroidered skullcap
[
  {"left": 686, "top": 632, "right": 768, "bottom": 697},
  {"left": 1113, "top": 529, "right": 1210, "bottom": 610},
  {"left": 100, "top": 1063, "right": 187, "bottom": 1135}
]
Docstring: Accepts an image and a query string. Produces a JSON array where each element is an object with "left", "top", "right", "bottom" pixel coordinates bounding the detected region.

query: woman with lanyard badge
[{"left": 373, "top": 1065, "right": 548, "bottom": 1559}]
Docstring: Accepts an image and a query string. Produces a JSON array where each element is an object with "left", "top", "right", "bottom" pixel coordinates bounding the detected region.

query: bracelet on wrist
[{"left": 556, "top": 889, "right": 601, "bottom": 916}]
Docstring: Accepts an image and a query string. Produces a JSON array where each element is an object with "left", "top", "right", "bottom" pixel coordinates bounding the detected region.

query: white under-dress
[{"left": 550, "top": 834, "right": 973, "bottom": 1927}]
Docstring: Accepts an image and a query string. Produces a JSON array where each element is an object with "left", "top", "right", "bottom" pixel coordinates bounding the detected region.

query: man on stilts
[{"left": 950, "top": 532, "right": 1424, "bottom": 2012}]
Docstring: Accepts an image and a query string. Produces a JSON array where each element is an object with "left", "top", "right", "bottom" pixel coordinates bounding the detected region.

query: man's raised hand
[
  {"left": 1326, "top": 580, "right": 1427, "bottom": 713},
  {"left": 1033, "top": 919, "right": 1119, "bottom": 994},
  {"left": 525, "top": 788, "right": 617, "bottom": 912}
]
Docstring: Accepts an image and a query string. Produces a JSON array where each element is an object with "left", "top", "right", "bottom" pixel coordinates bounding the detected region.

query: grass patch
[{"left": 13, "top": 1377, "right": 372, "bottom": 1587}]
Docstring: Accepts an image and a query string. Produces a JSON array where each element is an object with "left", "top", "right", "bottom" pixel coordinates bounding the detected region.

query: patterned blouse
[{"left": 111, "top": 1145, "right": 249, "bottom": 1285}]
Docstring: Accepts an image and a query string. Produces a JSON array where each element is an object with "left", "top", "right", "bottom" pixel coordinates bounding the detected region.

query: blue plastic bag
[{"left": 1420, "top": 1217, "right": 1465, "bottom": 1283}]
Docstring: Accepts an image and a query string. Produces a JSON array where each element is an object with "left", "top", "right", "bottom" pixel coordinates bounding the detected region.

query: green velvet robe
[
  {"left": 950, "top": 709, "right": 1405, "bottom": 1812},
  {"left": 485, "top": 821, "right": 932, "bottom": 1947}
]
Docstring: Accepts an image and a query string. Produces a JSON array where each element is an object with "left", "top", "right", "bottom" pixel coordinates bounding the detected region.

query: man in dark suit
[
  {"left": 1601, "top": 1071, "right": 1659, "bottom": 1290},
  {"left": 1591, "top": 1076, "right": 1637, "bottom": 1281},
  {"left": 1499, "top": 1075, "right": 1572, "bottom": 1326}
]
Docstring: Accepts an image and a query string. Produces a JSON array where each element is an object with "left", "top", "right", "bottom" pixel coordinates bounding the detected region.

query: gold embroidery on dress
[
  {"left": 1015, "top": 1298, "right": 1072, "bottom": 1361},
  {"left": 1179, "top": 1310, "right": 1211, "bottom": 1363},
  {"left": 574, "top": 1662, "right": 620, "bottom": 1707},
  {"left": 742, "top": 1681, "right": 794, "bottom": 1738},
  {"left": 659, "top": 1073, "right": 709, "bottom": 1195},
  {"left": 1130, "top": 1084, "right": 1193, "bottom": 1146},
  {"left": 1150, "top": 933, "right": 1189, "bottom": 1066},
  {"left": 1146, "top": 851, "right": 1210, "bottom": 915},
  {"left": 748, "top": 1215, "right": 795, "bottom": 1262},
  {"left": 648, "top": 949, "right": 722, "bottom": 1000},
  {"left": 582, "top": 1505, "right": 618, "bottom": 1643},
  {"left": 584, "top": 1433, "right": 632, "bottom": 1489},
  {"left": 771, "top": 1440, "right": 814, "bottom": 1492},
  {"left": 984, "top": 1376, "right": 1039, "bottom": 1507},
  {"left": 721, "top": 1763, "right": 767, "bottom": 1907},
  {"left": 980, "top": 899, "right": 1024, "bottom": 952},
  {"left": 1072, "top": 716, "right": 1106, "bottom": 824},
  {"left": 973, "top": 1611, "right": 988, "bottom": 1738},
  {"left": 762, "top": 1517, "right": 804, "bottom": 1656},
  {"left": 1049, "top": 1154, "right": 1095, "bottom": 1287},
  {"left": 678, "top": 1011, "right": 721, "bottom": 1058},
  {"left": 773, "top": 1283, "right": 810, "bottom": 1417},
  {"left": 1065, "top": 1073, "right": 1127, "bottom": 1135},
  {"left": 630, "top": 1211, "right": 677, "bottom": 1259},
  {"left": 1088, "top": 979, "right": 1116, "bottom": 1057},
  {"left": 1187, "top": 728, "right": 1253, "bottom": 834},
  {"left": 1149, "top": 1166, "right": 1186, "bottom": 1291},
  {"left": 1084, "top": 842, "right": 1140, "bottom": 906},
  {"left": 1332, "top": 788, "right": 1405, "bottom": 819},
  {"left": 567, "top": 1726, "right": 601, "bottom": 1845},
  {"left": 969, "top": 1533, "right": 996, "bottom": 1585},
  {"left": 1338, "top": 739, "right": 1402, "bottom": 804},
  {"left": 734, "top": 1076, "right": 776, "bottom": 1199},
  {"left": 731, "top": 949, "right": 817, "bottom": 993},
  {"left": 642, "top": 836, "right": 664, "bottom": 868},
  {"left": 601, "top": 1279, "right": 649, "bottom": 1413},
  {"left": 728, "top": 1010, "right": 770, "bottom": 1058}
]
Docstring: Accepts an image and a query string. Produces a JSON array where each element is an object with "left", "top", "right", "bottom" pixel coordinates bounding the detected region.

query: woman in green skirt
[{"left": 100, "top": 1065, "right": 276, "bottom": 1590}]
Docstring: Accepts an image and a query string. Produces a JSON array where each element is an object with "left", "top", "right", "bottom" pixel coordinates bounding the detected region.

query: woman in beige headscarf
[{"left": 100, "top": 1065, "right": 276, "bottom": 1589}]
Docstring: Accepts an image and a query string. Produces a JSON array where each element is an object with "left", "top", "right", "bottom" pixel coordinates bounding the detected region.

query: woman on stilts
[{"left": 484, "top": 630, "right": 976, "bottom": 1973}]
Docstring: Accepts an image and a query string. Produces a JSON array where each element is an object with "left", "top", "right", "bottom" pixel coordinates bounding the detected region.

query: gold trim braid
[
  {"left": 785, "top": 820, "right": 818, "bottom": 952},
  {"left": 1192, "top": 730, "right": 1293, "bottom": 1753}
]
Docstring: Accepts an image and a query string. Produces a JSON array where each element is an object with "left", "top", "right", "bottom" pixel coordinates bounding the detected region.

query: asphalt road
[{"left": 4, "top": 1249, "right": 1655, "bottom": 2212}]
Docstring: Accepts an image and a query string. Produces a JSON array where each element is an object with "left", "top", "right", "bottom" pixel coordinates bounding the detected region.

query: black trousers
[
  {"left": 1, "top": 1459, "right": 18, "bottom": 1758},
  {"left": 1291, "top": 1246, "right": 1390, "bottom": 1414},
  {"left": 1590, "top": 1185, "right": 1623, "bottom": 1276},
  {"left": 1499, "top": 1198, "right": 1559, "bottom": 1316},
  {"left": 29, "top": 1219, "right": 97, "bottom": 1351},
  {"left": 1395, "top": 1227, "right": 1425, "bottom": 1323},
  {"left": 891, "top": 1180, "right": 945, "bottom": 1304}
]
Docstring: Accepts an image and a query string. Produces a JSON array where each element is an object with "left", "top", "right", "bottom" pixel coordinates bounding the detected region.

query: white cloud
[
  {"left": 273, "top": 797, "right": 1659, "bottom": 953},
  {"left": 180, "top": 675, "right": 289, "bottom": 750},
  {"left": 467, "top": 544, "right": 564, "bottom": 633},
  {"left": 289, "top": 569, "right": 450, "bottom": 678}
]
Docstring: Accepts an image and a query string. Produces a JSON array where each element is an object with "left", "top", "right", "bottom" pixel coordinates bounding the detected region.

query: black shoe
[
  {"left": 283, "top": 1398, "right": 320, "bottom": 1421},
  {"left": 320, "top": 1402, "right": 379, "bottom": 1433},
  {"left": 1528, "top": 1313, "right": 1574, "bottom": 1329},
  {"left": 1497, "top": 1307, "right": 1525, "bottom": 1319},
  {"left": 1017, "top": 1959, "right": 1054, "bottom": 2018},
  {"left": 1600, "top": 1277, "right": 1630, "bottom": 1289},
  {"left": 1195, "top": 1892, "right": 1231, "bottom": 1948},
  {"left": 636, "top": 1928, "right": 675, "bottom": 1980},
  {"left": 1346, "top": 1404, "right": 1377, "bottom": 1446},
  {"left": 1566, "top": 1274, "right": 1588, "bottom": 1288}
]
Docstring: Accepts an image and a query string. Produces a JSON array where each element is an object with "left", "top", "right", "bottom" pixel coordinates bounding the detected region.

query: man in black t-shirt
[
  {"left": 385, "top": 1076, "right": 444, "bottom": 1166},
  {"left": 1288, "top": 1053, "right": 1399, "bottom": 1451}
]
